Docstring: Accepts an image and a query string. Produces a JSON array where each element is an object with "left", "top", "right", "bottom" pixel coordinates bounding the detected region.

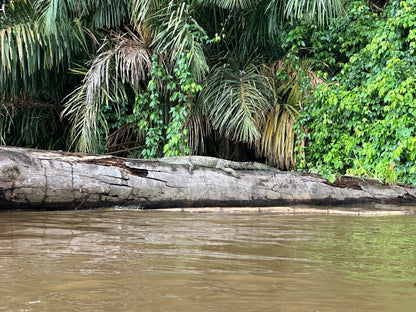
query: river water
[{"left": 0, "top": 210, "right": 415, "bottom": 311}]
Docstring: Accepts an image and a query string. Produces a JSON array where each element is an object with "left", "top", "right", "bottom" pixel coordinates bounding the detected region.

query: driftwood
[{"left": 1, "top": 146, "right": 416, "bottom": 210}]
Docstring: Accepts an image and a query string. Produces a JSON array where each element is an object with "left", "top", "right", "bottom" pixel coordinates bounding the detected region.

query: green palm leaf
[
  {"left": 281, "top": 0, "right": 344, "bottom": 25},
  {"left": 131, "top": 0, "right": 167, "bottom": 24},
  {"left": 0, "top": 97, "right": 64, "bottom": 149},
  {"left": 62, "top": 84, "right": 106, "bottom": 152},
  {"left": 212, "top": 0, "right": 254, "bottom": 10},
  {"left": 150, "top": 2, "right": 209, "bottom": 81},
  {"left": 0, "top": 0, "right": 42, "bottom": 96},
  {"left": 201, "top": 61, "right": 272, "bottom": 145},
  {"left": 0, "top": 0, "right": 86, "bottom": 97}
]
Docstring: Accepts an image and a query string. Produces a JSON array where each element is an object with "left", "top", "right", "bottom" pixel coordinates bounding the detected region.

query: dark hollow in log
[{"left": 1, "top": 146, "right": 416, "bottom": 210}]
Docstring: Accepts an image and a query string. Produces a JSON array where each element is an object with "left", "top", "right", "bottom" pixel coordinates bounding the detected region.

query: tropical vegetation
[
  {"left": 294, "top": 0, "right": 416, "bottom": 185},
  {"left": 1, "top": 0, "right": 416, "bottom": 185}
]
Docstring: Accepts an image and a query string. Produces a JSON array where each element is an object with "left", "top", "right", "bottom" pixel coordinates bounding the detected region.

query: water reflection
[{"left": 0, "top": 211, "right": 415, "bottom": 311}]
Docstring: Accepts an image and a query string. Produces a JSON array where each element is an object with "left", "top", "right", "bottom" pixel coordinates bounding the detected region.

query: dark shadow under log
[{"left": 1, "top": 146, "right": 416, "bottom": 211}]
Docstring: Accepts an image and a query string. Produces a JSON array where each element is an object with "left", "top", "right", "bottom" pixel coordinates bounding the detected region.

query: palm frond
[
  {"left": 283, "top": 0, "right": 344, "bottom": 25},
  {"left": 185, "top": 103, "right": 210, "bottom": 154},
  {"left": 264, "top": 0, "right": 286, "bottom": 26},
  {"left": 0, "top": 96, "right": 64, "bottom": 149},
  {"left": 258, "top": 58, "right": 324, "bottom": 169},
  {"left": 211, "top": 0, "right": 254, "bottom": 10},
  {"left": 131, "top": 0, "right": 167, "bottom": 24},
  {"left": 36, "top": 0, "right": 69, "bottom": 33},
  {"left": 61, "top": 84, "right": 107, "bottom": 152},
  {"left": 225, "top": 2, "right": 286, "bottom": 62},
  {"left": 105, "top": 123, "right": 145, "bottom": 157},
  {"left": 88, "top": 0, "right": 130, "bottom": 30},
  {"left": 0, "top": 0, "right": 86, "bottom": 98},
  {"left": 36, "top": 0, "right": 131, "bottom": 30},
  {"left": 201, "top": 61, "right": 272, "bottom": 145},
  {"left": 150, "top": 2, "right": 209, "bottom": 81},
  {"left": 260, "top": 102, "right": 297, "bottom": 169},
  {"left": 62, "top": 29, "right": 152, "bottom": 152},
  {"left": 0, "top": 0, "right": 42, "bottom": 96},
  {"left": 83, "top": 29, "right": 152, "bottom": 105}
]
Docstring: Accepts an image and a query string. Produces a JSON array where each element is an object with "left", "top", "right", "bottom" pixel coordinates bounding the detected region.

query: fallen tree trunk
[{"left": 1, "top": 146, "right": 416, "bottom": 210}]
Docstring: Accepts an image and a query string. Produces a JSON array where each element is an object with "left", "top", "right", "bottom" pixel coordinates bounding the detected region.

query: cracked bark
[{"left": 1, "top": 146, "right": 416, "bottom": 210}]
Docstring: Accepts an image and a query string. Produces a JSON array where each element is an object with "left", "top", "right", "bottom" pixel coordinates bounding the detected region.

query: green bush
[{"left": 299, "top": 0, "right": 416, "bottom": 185}]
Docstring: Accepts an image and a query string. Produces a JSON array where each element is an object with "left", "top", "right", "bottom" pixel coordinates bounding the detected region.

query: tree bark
[{"left": 1, "top": 146, "right": 416, "bottom": 210}]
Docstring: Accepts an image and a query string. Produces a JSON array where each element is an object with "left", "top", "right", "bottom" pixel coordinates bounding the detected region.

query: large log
[{"left": 1, "top": 146, "right": 416, "bottom": 210}]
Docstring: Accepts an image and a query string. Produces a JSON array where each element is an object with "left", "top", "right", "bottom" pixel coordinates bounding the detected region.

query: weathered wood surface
[{"left": 1, "top": 146, "right": 416, "bottom": 210}]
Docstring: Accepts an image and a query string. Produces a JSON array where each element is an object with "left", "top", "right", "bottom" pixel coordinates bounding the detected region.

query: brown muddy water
[{"left": 0, "top": 210, "right": 415, "bottom": 312}]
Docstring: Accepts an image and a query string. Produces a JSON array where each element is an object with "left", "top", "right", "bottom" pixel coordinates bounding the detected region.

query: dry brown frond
[
  {"left": 105, "top": 123, "right": 145, "bottom": 157},
  {"left": 83, "top": 28, "right": 153, "bottom": 106},
  {"left": 62, "top": 28, "right": 154, "bottom": 153},
  {"left": 185, "top": 105, "right": 211, "bottom": 155},
  {"left": 258, "top": 57, "right": 324, "bottom": 170},
  {"left": 1, "top": 95, "right": 55, "bottom": 110}
]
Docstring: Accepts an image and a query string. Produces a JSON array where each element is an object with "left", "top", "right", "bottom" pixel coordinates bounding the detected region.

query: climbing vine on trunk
[{"left": 132, "top": 53, "right": 201, "bottom": 158}]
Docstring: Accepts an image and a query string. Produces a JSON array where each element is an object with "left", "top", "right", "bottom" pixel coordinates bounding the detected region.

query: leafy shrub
[
  {"left": 284, "top": 1, "right": 379, "bottom": 78},
  {"left": 298, "top": 0, "right": 416, "bottom": 185}
]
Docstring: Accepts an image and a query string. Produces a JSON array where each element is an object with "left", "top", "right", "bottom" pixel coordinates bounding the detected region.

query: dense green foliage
[
  {"left": 132, "top": 53, "right": 201, "bottom": 158},
  {"left": 2, "top": 0, "right": 416, "bottom": 185},
  {"left": 296, "top": 0, "right": 416, "bottom": 185},
  {"left": 1, "top": 0, "right": 339, "bottom": 169}
]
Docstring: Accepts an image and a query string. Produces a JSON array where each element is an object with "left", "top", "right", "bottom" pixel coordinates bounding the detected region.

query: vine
[
  {"left": 298, "top": 0, "right": 416, "bottom": 185},
  {"left": 131, "top": 52, "right": 201, "bottom": 158}
]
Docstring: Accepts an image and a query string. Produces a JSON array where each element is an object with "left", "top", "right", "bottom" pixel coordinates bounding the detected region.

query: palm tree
[
  {"left": 0, "top": 0, "right": 342, "bottom": 163},
  {"left": 0, "top": 0, "right": 87, "bottom": 147},
  {"left": 259, "top": 58, "right": 324, "bottom": 169},
  {"left": 200, "top": 60, "right": 273, "bottom": 146}
]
